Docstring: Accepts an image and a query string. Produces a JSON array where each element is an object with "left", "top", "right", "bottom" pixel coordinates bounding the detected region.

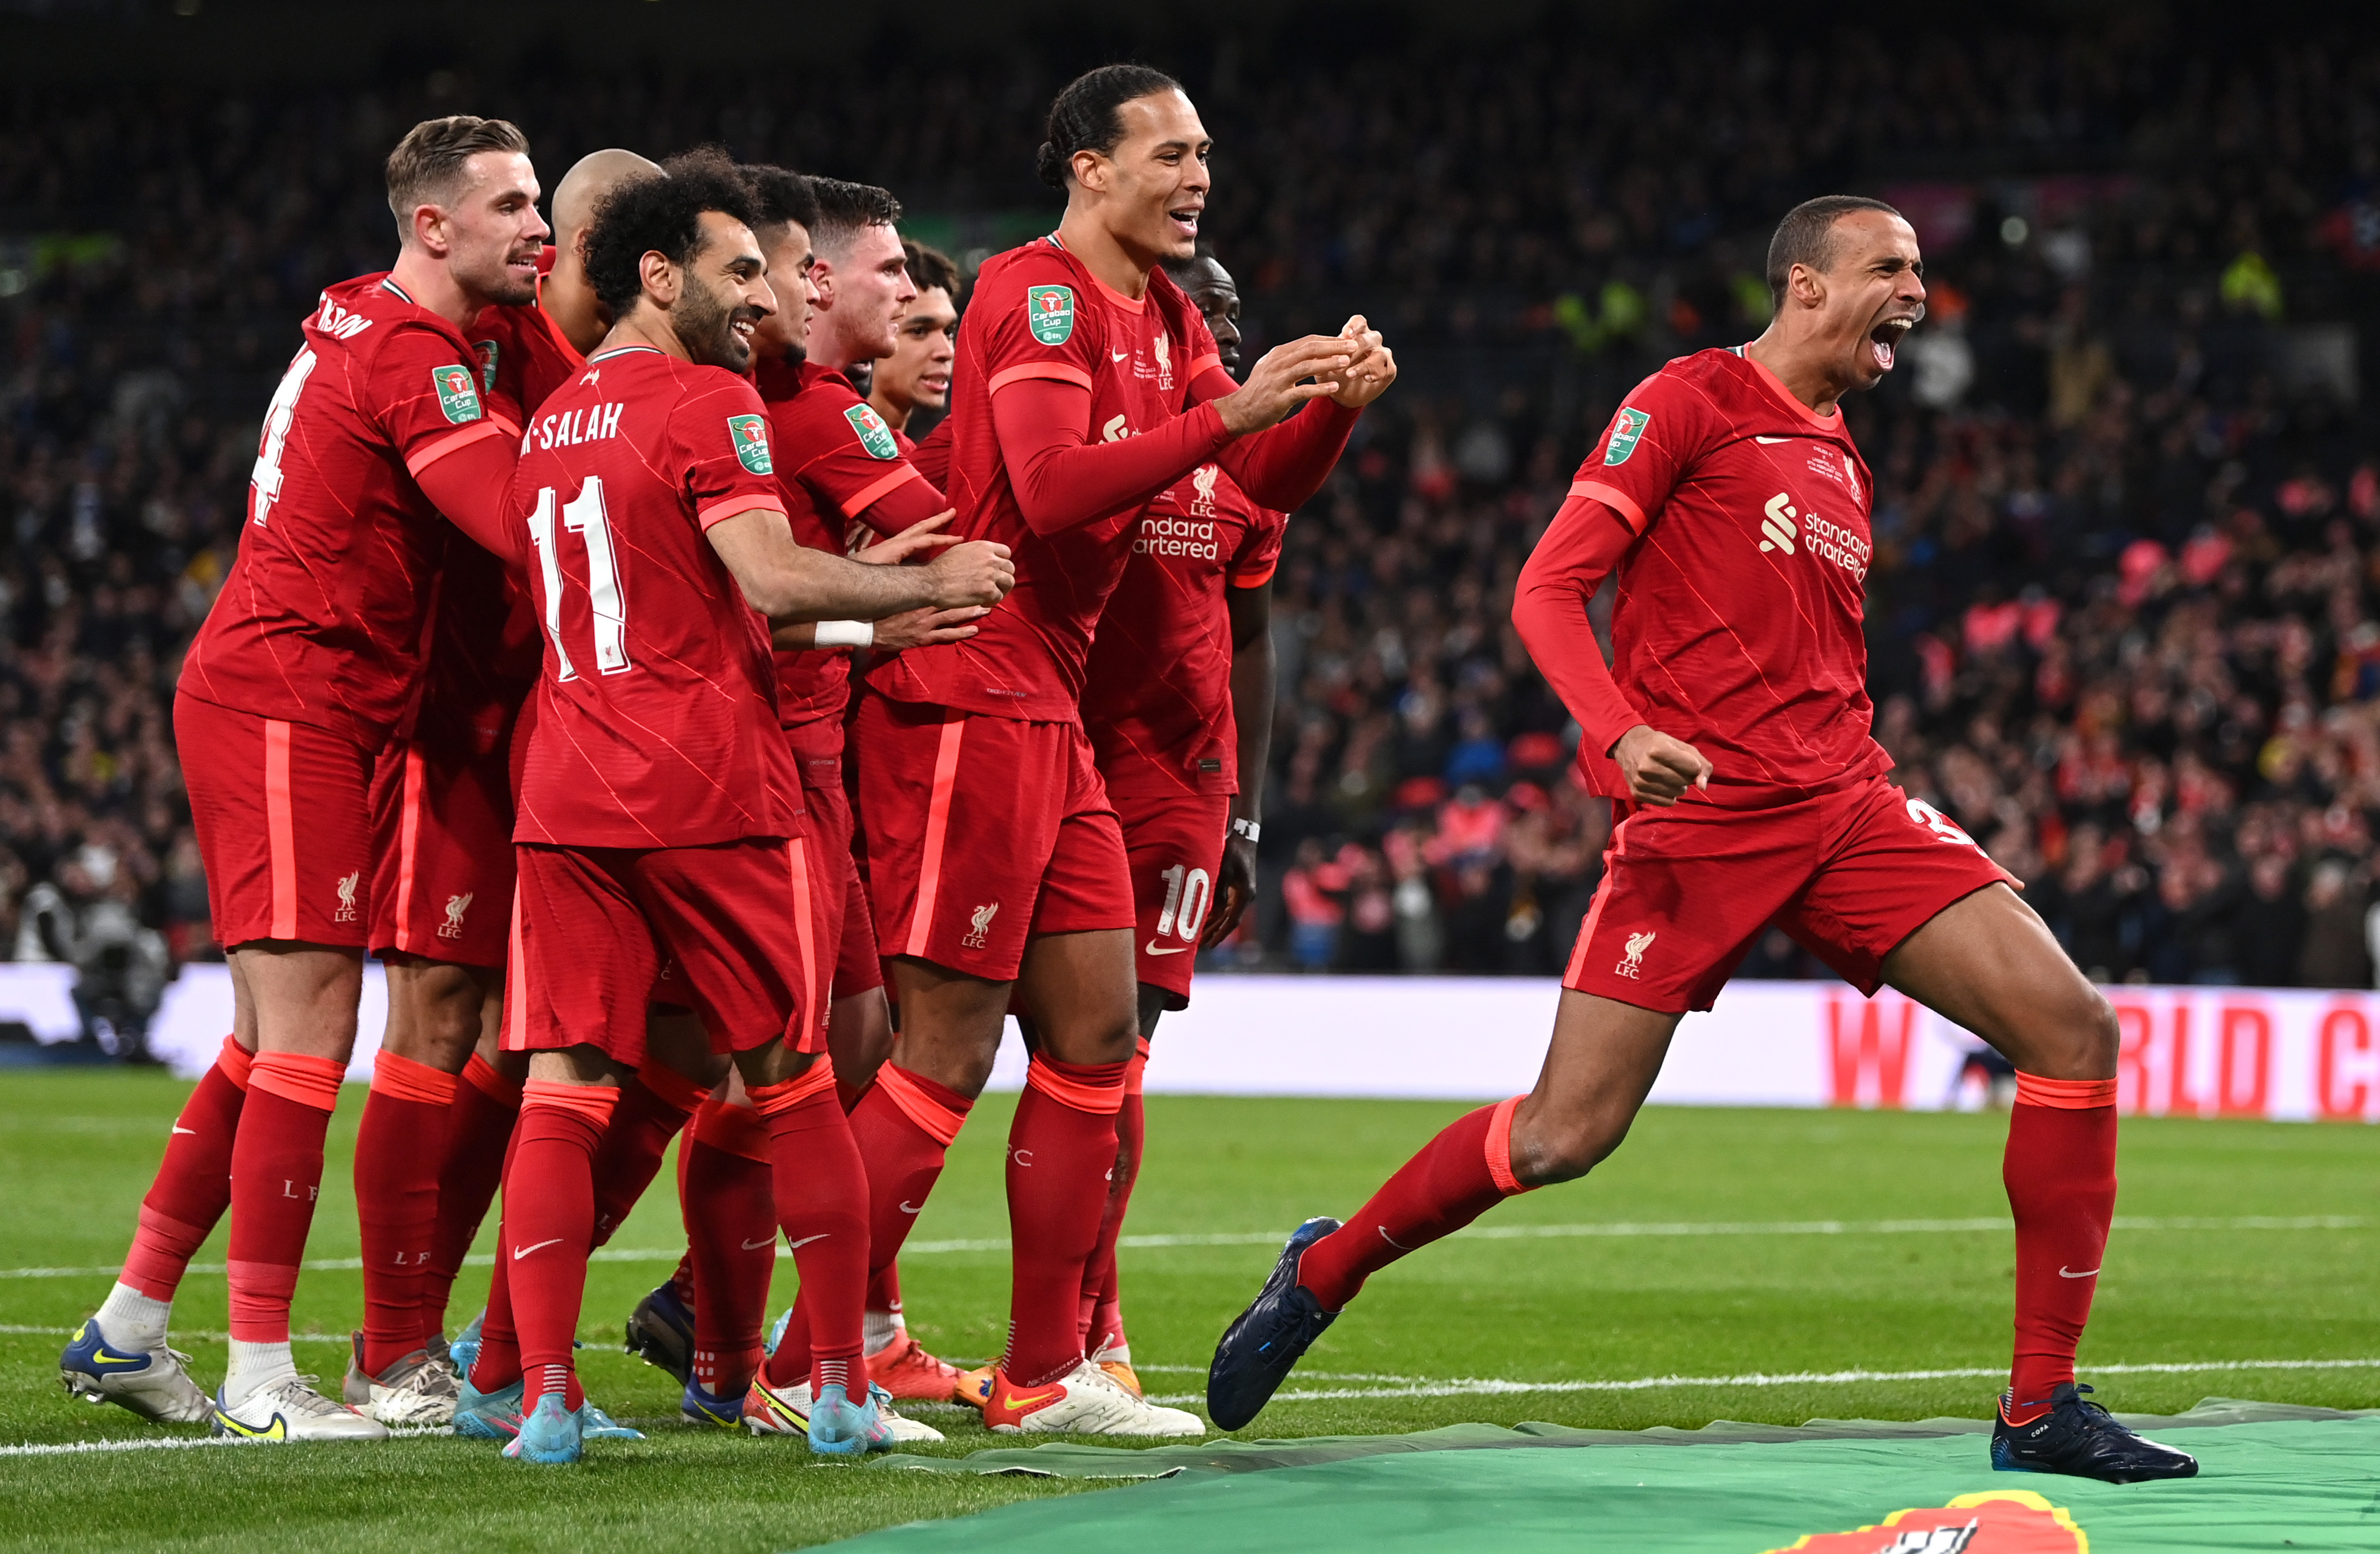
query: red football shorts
[
  {"left": 854, "top": 694, "right": 1132, "bottom": 982},
  {"left": 795, "top": 753, "right": 883, "bottom": 1000},
  {"left": 367, "top": 738, "right": 515, "bottom": 969},
  {"left": 1565, "top": 776, "right": 2017, "bottom": 1013},
  {"left": 1112, "top": 789, "right": 1232, "bottom": 1006},
  {"left": 503, "top": 834, "right": 826, "bottom": 1065},
  {"left": 175, "top": 695, "right": 375, "bottom": 950}
]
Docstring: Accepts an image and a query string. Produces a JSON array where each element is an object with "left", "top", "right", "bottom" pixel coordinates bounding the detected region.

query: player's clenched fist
[
  {"left": 921, "top": 539, "right": 1015, "bottom": 607},
  {"left": 1215, "top": 335, "right": 1357, "bottom": 433},
  {"left": 1610, "top": 724, "right": 1712, "bottom": 806}
]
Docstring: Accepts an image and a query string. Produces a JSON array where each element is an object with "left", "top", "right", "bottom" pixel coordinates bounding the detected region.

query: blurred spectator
[{"left": 16, "top": 844, "right": 171, "bottom": 1059}]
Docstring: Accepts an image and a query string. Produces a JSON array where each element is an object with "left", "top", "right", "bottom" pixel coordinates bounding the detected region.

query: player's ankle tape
[
  {"left": 748, "top": 1059, "right": 838, "bottom": 1118},
  {"left": 2013, "top": 1073, "right": 2117, "bottom": 1110},
  {"left": 1025, "top": 1055, "right": 1128, "bottom": 1115},
  {"left": 520, "top": 1079, "right": 622, "bottom": 1127},
  {"left": 873, "top": 1062, "right": 970, "bottom": 1146},
  {"left": 217, "top": 1035, "right": 255, "bottom": 1090},
  {"left": 461, "top": 1053, "right": 522, "bottom": 1108},
  {"left": 370, "top": 1049, "right": 458, "bottom": 1106},
  {"left": 247, "top": 1051, "right": 347, "bottom": 1112},
  {"left": 635, "top": 1061, "right": 715, "bottom": 1116}
]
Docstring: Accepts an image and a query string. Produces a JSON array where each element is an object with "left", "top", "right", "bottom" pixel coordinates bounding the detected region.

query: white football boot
[
  {"left": 57, "top": 1318, "right": 213, "bottom": 1424},
  {"left": 982, "top": 1359, "right": 1204, "bottom": 1436},
  {"left": 210, "top": 1372, "right": 390, "bottom": 1441},
  {"left": 341, "top": 1333, "right": 460, "bottom": 1426}
]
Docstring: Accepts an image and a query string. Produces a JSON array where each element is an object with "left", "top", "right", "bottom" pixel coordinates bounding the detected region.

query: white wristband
[{"left": 815, "top": 620, "right": 874, "bottom": 648}]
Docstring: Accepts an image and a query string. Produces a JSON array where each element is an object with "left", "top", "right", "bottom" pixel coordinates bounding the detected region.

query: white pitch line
[
  {"left": 0, "top": 1214, "right": 2364, "bottom": 1283},
  {"left": 1140, "top": 1356, "right": 2380, "bottom": 1406},
  {"left": 0, "top": 1425, "right": 449, "bottom": 1458}
]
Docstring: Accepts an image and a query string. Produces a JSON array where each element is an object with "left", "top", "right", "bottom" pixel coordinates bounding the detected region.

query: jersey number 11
[{"left": 527, "top": 478, "right": 632, "bottom": 680}]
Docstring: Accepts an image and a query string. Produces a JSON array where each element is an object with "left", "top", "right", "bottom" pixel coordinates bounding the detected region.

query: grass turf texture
[{"left": 0, "top": 1069, "right": 2373, "bottom": 1551}]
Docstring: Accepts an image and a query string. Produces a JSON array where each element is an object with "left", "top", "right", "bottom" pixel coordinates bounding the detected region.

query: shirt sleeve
[
  {"left": 1564, "top": 368, "right": 1717, "bottom": 536},
  {"left": 980, "top": 252, "right": 1104, "bottom": 397},
  {"left": 1226, "top": 500, "right": 1288, "bottom": 589},
  {"left": 784, "top": 387, "right": 948, "bottom": 537},
  {"left": 673, "top": 374, "right": 793, "bottom": 531},
  {"left": 1512, "top": 493, "right": 1644, "bottom": 774},
  {"left": 366, "top": 321, "right": 520, "bottom": 480}
]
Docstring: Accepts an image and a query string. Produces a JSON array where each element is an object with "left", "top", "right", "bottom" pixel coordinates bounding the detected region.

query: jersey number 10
[{"left": 527, "top": 479, "right": 632, "bottom": 680}]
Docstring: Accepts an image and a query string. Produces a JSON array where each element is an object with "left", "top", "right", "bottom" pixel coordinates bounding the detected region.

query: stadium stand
[{"left": 1, "top": 22, "right": 2376, "bottom": 989}]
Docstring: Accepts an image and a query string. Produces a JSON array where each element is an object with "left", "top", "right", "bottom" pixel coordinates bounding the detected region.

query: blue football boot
[
  {"left": 59, "top": 1317, "right": 213, "bottom": 1424},
  {"left": 1207, "top": 1216, "right": 1342, "bottom": 1431},
  {"left": 446, "top": 1308, "right": 485, "bottom": 1378},
  {"left": 623, "top": 1281, "right": 695, "bottom": 1387},
  {"left": 451, "top": 1373, "right": 525, "bottom": 1441},
  {"left": 680, "top": 1375, "right": 745, "bottom": 1428},
  {"left": 502, "top": 1393, "right": 583, "bottom": 1464},
  {"left": 804, "top": 1382, "right": 894, "bottom": 1457},
  {"left": 1992, "top": 1383, "right": 2200, "bottom": 1483}
]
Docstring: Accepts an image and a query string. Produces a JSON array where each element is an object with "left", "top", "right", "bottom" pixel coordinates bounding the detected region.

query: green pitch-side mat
[{"left": 835, "top": 1401, "right": 2379, "bottom": 1552}]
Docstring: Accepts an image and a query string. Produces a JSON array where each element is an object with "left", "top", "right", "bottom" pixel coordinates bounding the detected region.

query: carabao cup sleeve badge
[
  {"left": 1027, "top": 285, "right": 1076, "bottom": 345},
  {"left": 728, "top": 414, "right": 774, "bottom": 475}
]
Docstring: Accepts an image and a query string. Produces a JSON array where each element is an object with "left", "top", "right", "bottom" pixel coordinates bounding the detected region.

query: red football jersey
[
  {"left": 179, "top": 274, "right": 516, "bottom": 748},
  {"left": 402, "top": 297, "right": 589, "bottom": 762},
  {"left": 509, "top": 346, "right": 803, "bottom": 848},
  {"left": 867, "top": 237, "right": 1222, "bottom": 722},
  {"left": 1081, "top": 462, "right": 1284, "bottom": 798},
  {"left": 1560, "top": 347, "right": 1889, "bottom": 805},
  {"left": 755, "top": 357, "right": 944, "bottom": 749}
]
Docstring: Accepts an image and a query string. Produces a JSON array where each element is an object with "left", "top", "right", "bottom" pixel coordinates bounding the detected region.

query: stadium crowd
[{"left": 3, "top": 23, "right": 2379, "bottom": 1000}]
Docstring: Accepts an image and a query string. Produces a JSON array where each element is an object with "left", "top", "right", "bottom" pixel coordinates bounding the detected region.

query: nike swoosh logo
[
  {"left": 786, "top": 1233, "right": 831, "bottom": 1250},
  {"left": 997, "top": 1383, "right": 1067, "bottom": 1412},
  {"left": 512, "top": 1238, "right": 564, "bottom": 1260},
  {"left": 1110, "top": 350, "right": 1129, "bottom": 362},
  {"left": 1144, "top": 940, "right": 1190, "bottom": 956},
  {"left": 1754, "top": 435, "right": 1793, "bottom": 444},
  {"left": 172, "top": 1127, "right": 197, "bottom": 1136},
  {"left": 898, "top": 1201, "right": 925, "bottom": 1214},
  {"left": 2058, "top": 1265, "right": 2100, "bottom": 1278},
  {"left": 741, "top": 1237, "right": 776, "bottom": 1251}
]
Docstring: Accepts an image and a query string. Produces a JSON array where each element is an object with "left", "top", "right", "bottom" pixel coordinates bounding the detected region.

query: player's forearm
[
  {"left": 1228, "top": 627, "right": 1276, "bottom": 826},
  {"left": 416, "top": 432, "right": 524, "bottom": 565},
  {"left": 994, "top": 378, "right": 1233, "bottom": 536},
  {"left": 1214, "top": 400, "right": 1360, "bottom": 514},
  {"left": 1513, "top": 495, "right": 1644, "bottom": 756},
  {"left": 754, "top": 548, "right": 944, "bottom": 624}
]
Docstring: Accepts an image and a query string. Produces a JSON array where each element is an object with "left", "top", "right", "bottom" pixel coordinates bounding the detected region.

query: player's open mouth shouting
[{"left": 1868, "top": 307, "right": 1918, "bottom": 372}]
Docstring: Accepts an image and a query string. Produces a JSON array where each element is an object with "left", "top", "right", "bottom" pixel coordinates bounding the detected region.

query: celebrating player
[
  {"left": 1207, "top": 197, "right": 2200, "bottom": 1486},
  {"left": 848, "top": 63, "right": 1392, "bottom": 1436},
  {"left": 481, "top": 159, "right": 1011, "bottom": 1465},
  {"left": 866, "top": 240, "right": 961, "bottom": 440},
  {"left": 1069, "top": 247, "right": 1282, "bottom": 1392},
  {"left": 60, "top": 116, "right": 544, "bottom": 1442}
]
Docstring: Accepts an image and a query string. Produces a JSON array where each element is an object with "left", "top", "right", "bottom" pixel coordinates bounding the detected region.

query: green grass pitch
[{"left": 0, "top": 1068, "right": 2373, "bottom": 1551}]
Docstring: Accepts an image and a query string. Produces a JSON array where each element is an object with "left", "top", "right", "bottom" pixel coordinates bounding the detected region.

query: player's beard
[
  {"left": 677, "top": 280, "right": 752, "bottom": 372},
  {"left": 460, "top": 242, "right": 540, "bottom": 310}
]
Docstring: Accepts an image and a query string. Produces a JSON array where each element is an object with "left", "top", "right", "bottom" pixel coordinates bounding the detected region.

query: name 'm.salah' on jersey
[
  {"left": 754, "top": 356, "right": 939, "bottom": 749},
  {"left": 179, "top": 273, "right": 518, "bottom": 749},
  {"left": 402, "top": 297, "right": 589, "bottom": 763},
  {"left": 867, "top": 238, "right": 1222, "bottom": 722},
  {"left": 1081, "top": 461, "right": 1283, "bottom": 798},
  {"left": 1568, "top": 346, "right": 1890, "bottom": 803},
  {"left": 509, "top": 346, "right": 804, "bottom": 850}
]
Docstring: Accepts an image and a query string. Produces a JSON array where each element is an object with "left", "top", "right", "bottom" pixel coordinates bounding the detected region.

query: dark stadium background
[{"left": 3, "top": 0, "right": 2377, "bottom": 1001}]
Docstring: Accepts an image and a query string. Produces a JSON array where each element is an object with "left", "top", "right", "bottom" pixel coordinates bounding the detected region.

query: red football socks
[
  {"left": 225, "top": 1051, "right": 347, "bottom": 1343},
  {"left": 2002, "top": 1073, "right": 2119, "bottom": 1424},
  {"left": 684, "top": 1095, "right": 775, "bottom": 1399},
  {"left": 353, "top": 1050, "right": 455, "bottom": 1375},
  {"left": 1001, "top": 1055, "right": 1128, "bottom": 1387},
  {"left": 120, "top": 1035, "right": 250, "bottom": 1302},
  {"left": 506, "top": 1082, "right": 618, "bottom": 1413},
  {"left": 1079, "top": 1041, "right": 1148, "bottom": 1354},
  {"left": 750, "top": 1063, "right": 869, "bottom": 1398},
  {"left": 1297, "top": 1097, "right": 1532, "bottom": 1312},
  {"left": 852, "top": 1063, "right": 972, "bottom": 1278},
  {"left": 589, "top": 1061, "right": 710, "bottom": 1246},
  {"left": 422, "top": 1053, "right": 521, "bottom": 1346}
]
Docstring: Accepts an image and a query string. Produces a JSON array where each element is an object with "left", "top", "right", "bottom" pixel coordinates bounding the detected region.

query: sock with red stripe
[
  {"left": 223, "top": 1050, "right": 348, "bottom": 1404},
  {"left": 421, "top": 1053, "right": 520, "bottom": 1346},
  {"left": 506, "top": 1083, "right": 619, "bottom": 1413},
  {"left": 589, "top": 1062, "right": 710, "bottom": 1247},
  {"left": 1079, "top": 1041, "right": 1148, "bottom": 1356},
  {"left": 1297, "top": 1097, "right": 1532, "bottom": 1312},
  {"left": 775, "top": 1064, "right": 971, "bottom": 1380},
  {"left": 2002, "top": 1073, "right": 2119, "bottom": 1424},
  {"left": 353, "top": 1050, "right": 457, "bottom": 1375},
  {"left": 1000, "top": 1055, "right": 1128, "bottom": 1387},
  {"left": 684, "top": 1096, "right": 775, "bottom": 1400},
  {"left": 97, "top": 1036, "right": 251, "bottom": 1348},
  {"left": 750, "top": 1064, "right": 869, "bottom": 1399}
]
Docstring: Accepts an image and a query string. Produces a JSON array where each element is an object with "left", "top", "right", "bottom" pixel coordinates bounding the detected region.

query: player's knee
[
  {"left": 1513, "top": 1104, "right": 1633, "bottom": 1187},
  {"left": 2073, "top": 990, "right": 2121, "bottom": 1079}
]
